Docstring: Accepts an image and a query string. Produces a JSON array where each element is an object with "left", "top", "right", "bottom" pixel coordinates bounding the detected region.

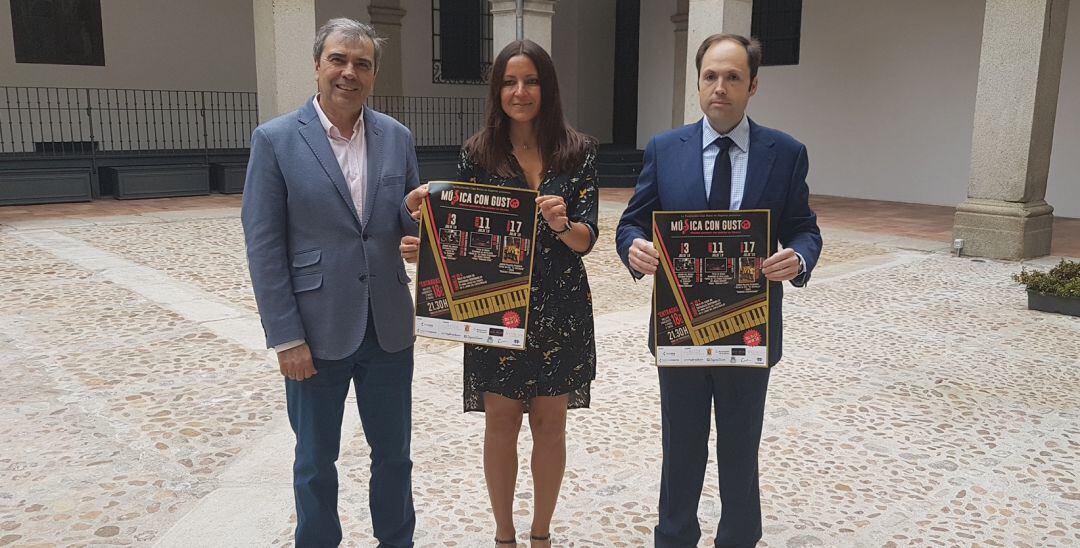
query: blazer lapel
[
  {"left": 741, "top": 118, "right": 776, "bottom": 210},
  {"left": 362, "top": 106, "right": 383, "bottom": 231},
  {"left": 678, "top": 121, "right": 708, "bottom": 210},
  {"left": 298, "top": 100, "right": 363, "bottom": 228}
]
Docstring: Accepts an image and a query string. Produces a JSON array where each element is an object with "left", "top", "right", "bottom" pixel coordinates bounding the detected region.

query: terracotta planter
[{"left": 1027, "top": 290, "right": 1080, "bottom": 317}]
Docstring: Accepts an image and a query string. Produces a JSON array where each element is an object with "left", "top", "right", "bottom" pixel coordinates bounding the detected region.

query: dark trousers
[
  {"left": 654, "top": 366, "right": 771, "bottom": 548},
  {"left": 286, "top": 316, "right": 415, "bottom": 548}
]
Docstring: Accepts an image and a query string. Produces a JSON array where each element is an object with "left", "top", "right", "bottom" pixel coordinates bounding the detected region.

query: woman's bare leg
[
  {"left": 484, "top": 392, "right": 525, "bottom": 543},
  {"left": 527, "top": 395, "right": 568, "bottom": 545}
]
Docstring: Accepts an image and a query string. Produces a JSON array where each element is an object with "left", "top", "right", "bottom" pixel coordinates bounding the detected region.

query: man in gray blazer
[{"left": 241, "top": 18, "right": 422, "bottom": 547}]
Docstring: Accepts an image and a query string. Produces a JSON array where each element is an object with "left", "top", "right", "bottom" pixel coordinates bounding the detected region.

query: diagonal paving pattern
[{"left": 0, "top": 201, "right": 1076, "bottom": 547}]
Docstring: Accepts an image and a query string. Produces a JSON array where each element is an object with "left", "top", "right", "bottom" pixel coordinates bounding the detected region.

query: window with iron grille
[
  {"left": 10, "top": 0, "right": 105, "bottom": 66},
  {"left": 432, "top": 0, "right": 492, "bottom": 84},
  {"left": 751, "top": 0, "right": 802, "bottom": 66}
]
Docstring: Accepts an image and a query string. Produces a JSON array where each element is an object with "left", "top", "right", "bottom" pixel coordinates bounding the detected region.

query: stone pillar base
[{"left": 953, "top": 199, "right": 1054, "bottom": 259}]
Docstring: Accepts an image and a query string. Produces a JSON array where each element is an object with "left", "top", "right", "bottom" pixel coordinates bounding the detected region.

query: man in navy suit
[
  {"left": 616, "top": 34, "right": 822, "bottom": 548},
  {"left": 242, "top": 18, "right": 424, "bottom": 547}
]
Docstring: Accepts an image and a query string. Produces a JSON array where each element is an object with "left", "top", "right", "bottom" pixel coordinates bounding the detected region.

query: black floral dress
[{"left": 458, "top": 145, "right": 599, "bottom": 412}]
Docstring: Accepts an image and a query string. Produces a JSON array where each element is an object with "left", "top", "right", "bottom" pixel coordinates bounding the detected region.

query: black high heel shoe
[
  {"left": 495, "top": 536, "right": 517, "bottom": 545},
  {"left": 530, "top": 533, "right": 551, "bottom": 546}
]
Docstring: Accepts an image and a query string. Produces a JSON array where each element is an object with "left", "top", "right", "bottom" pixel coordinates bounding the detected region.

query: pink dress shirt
[{"left": 313, "top": 96, "right": 368, "bottom": 222}]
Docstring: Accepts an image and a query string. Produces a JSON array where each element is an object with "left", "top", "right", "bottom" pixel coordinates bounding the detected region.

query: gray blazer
[{"left": 241, "top": 99, "right": 420, "bottom": 360}]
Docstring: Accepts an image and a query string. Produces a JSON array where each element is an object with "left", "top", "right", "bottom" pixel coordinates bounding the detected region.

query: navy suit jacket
[
  {"left": 242, "top": 100, "right": 421, "bottom": 360},
  {"left": 616, "top": 118, "right": 822, "bottom": 366}
]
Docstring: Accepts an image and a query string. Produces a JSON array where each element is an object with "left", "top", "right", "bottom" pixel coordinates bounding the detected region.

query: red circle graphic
[
  {"left": 502, "top": 310, "right": 521, "bottom": 328},
  {"left": 743, "top": 329, "right": 762, "bottom": 347}
]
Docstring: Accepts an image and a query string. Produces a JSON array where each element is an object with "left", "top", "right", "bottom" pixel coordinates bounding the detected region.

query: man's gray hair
[{"left": 313, "top": 18, "right": 385, "bottom": 70}]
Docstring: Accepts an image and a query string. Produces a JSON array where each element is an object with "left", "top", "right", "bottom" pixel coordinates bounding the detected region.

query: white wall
[
  {"left": 636, "top": 0, "right": 677, "bottom": 149},
  {"left": 1047, "top": 3, "right": 1080, "bottom": 219},
  {"left": 748, "top": 0, "right": 985, "bottom": 211},
  {"left": 0, "top": 0, "right": 256, "bottom": 91}
]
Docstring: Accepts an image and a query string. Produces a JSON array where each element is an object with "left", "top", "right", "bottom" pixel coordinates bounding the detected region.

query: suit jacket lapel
[
  {"left": 678, "top": 121, "right": 708, "bottom": 210},
  {"left": 741, "top": 118, "right": 776, "bottom": 210},
  {"left": 298, "top": 100, "right": 363, "bottom": 228},
  {"left": 362, "top": 106, "right": 383, "bottom": 231}
]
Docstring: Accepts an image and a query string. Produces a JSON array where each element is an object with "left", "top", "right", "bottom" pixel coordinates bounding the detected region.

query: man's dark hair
[{"left": 695, "top": 34, "right": 762, "bottom": 79}]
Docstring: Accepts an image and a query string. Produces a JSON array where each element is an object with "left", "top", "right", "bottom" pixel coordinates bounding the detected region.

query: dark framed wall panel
[
  {"left": 751, "top": 0, "right": 802, "bottom": 67},
  {"left": 431, "top": 0, "right": 492, "bottom": 84},
  {"left": 10, "top": 0, "right": 105, "bottom": 66}
]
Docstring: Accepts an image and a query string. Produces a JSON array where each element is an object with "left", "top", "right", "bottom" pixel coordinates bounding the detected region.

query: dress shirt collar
[
  {"left": 702, "top": 115, "right": 749, "bottom": 154},
  {"left": 313, "top": 95, "right": 364, "bottom": 140}
]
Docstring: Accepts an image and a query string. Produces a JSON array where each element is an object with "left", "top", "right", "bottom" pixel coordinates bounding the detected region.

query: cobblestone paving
[{"left": 0, "top": 202, "right": 1076, "bottom": 547}]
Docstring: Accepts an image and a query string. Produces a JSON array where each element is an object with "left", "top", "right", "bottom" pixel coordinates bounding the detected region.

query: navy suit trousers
[
  {"left": 285, "top": 313, "right": 415, "bottom": 547},
  {"left": 655, "top": 366, "right": 771, "bottom": 548}
]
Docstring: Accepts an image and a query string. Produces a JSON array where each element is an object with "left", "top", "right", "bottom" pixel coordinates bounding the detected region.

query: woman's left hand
[{"left": 536, "top": 195, "right": 569, "bottom": 232}]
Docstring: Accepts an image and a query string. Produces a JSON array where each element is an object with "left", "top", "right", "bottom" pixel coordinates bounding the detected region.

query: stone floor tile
[{"left": 0, "top": 195, "right": 1076, "bottom": 547}]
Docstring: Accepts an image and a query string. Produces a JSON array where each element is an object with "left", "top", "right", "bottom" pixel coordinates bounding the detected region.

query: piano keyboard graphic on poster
[
  {"left": 652, "top": 210, "right": 771, "bottom": 367},
  {"left": 414, "top": 181, "right": 539, "bottom": 349}
]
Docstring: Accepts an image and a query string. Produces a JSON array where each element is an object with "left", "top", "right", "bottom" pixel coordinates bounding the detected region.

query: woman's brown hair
[{"left": 463, "top": 40, "right": 591, "bottom": 179}]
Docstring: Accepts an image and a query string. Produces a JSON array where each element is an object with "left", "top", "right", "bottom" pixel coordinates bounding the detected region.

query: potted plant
[{"left": 1013, "top": 259, "right": 1080, "bottom": 317}]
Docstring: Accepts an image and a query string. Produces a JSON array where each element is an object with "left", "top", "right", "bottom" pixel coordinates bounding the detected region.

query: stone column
[
  {"left": 253, "top": 0, "right": 316, "bottom": 123},
  {"left": 953, "top": 0, "right": 1070, "bottom": 259},
  {"left": 368, "top": 1, "right": 406, "bottom": 96},
  {"left": 671, "top": 0, "right": 688, "bottom": 128},
  {"left": 682, "top": 0, "right": 752, "bottom": 124},
  {"left": 491, "top": 0, "right": 558, "bottom": 53}
]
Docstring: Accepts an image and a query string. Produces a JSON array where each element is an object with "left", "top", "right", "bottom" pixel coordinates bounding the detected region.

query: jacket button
[
  {"left": 362, "top": 234, "right": 370, "bottom": 241},
  {"left": 358, "top": 274, "right": 367, "bottom": 282}
]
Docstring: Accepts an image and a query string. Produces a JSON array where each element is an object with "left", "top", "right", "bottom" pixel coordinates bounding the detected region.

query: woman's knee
[
  {"left": 528, "top": 407, "right": 567, "bottom": 442},
  {"left": 485, "top": 398, "right": 524, "bottom": 436}
]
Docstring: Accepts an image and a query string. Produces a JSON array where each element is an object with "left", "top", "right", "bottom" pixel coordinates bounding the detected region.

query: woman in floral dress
[{"left": 402, "top": 39, "right": 598, "bottom": 547}]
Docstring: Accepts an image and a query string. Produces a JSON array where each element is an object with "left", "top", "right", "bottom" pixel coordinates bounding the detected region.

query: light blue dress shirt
[
  {"left": 702, "top": 115, "right": 750, "bottom": 208},
  {"left": 700, "top": 115, "right": 805, "bottom": 276}
]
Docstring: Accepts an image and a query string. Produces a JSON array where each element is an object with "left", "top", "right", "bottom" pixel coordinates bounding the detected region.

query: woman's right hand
[{"left": 400, "top": 235, "right": 421, "bottom": 263}]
